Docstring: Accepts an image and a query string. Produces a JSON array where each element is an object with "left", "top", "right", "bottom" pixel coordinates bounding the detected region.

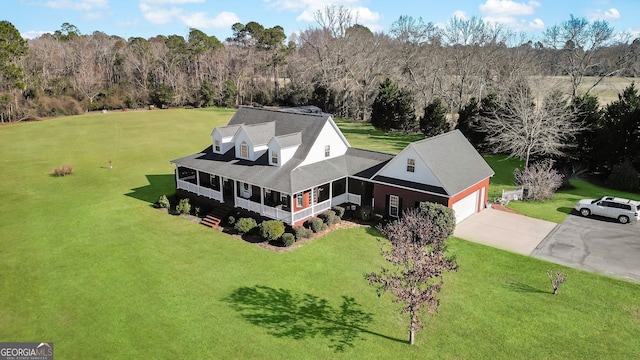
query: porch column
[
  {"left": 174, "top": 166, "right": 179, "bottom": 188},
  {"left": 260, "top": 187, "right": 265, "bottom": 214}
]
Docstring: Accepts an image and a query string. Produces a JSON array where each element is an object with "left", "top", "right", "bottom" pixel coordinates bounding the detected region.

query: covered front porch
[{"left": 175, "top": 166, "right": 363, "bottom": 225}]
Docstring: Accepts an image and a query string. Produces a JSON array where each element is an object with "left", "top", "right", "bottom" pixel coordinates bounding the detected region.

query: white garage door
[{"left": 452, "top": 190, "right": 479, "bottom": 224}]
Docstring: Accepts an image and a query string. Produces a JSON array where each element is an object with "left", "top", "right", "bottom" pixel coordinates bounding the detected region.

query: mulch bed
[
  {"left": 227, "top": 219, "right": 366, "bottom": 253},
  {"left": 490, "top": 203, "right": 521, "bottom": 214}
]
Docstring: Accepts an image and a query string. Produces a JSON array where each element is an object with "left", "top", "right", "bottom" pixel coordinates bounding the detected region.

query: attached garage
[
  {"left": 452, "top": 190, "right": 479, "bottom": 223},
  {"left": 369, "top": 130, "right": 494, "bottom": 222}
]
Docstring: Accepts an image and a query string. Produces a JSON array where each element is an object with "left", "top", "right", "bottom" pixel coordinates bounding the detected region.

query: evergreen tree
[
  {"left": 599, "top": 83, "right": 640, "bottom": 171},
  {"left": 370, "top": 78, "right": 416, "bottom": 131},
  {"left": 419, "top": 98, "right": 449, "bottom": 137}
]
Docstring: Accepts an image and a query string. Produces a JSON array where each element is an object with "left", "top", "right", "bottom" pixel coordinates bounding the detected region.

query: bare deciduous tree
[
  {"left": 480, "top": 83, "right": 580, "bottom": 167},
  {"left": 542, "top": 15, "right": 622, "bottom": 99},
  {"left": 367, "top": 208, "right": 457, "bottom": 345}
]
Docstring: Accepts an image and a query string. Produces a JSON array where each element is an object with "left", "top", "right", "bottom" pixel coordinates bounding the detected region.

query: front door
[{"left": 222, "top": 178, "right": 234, "bottom": 204}]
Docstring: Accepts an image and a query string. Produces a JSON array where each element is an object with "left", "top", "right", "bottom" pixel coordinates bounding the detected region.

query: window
[
  {"left": 296, "top": 193, "right": 303, "bottom": 207},
  {"left": 271, "top": 150, "right": 278, "bottom": 164},
  {"left": 240, "top": 141, "right": 249, "bottom": 158},
  {"left": 324, "top": 145, "right": 330, "bottom": 157},
  {"left": 389, "top": 195, "right": 399, "bottom": 217},
  {"left": 214, "top": 139, "right": 221, "bottom": 152},
  {"left": 407, "top": 158, "right": 415, "bottom": 173}
]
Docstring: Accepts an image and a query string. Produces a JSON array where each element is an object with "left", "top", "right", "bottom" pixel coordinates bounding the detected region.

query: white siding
[
  {"left": 211, "top": 131, "right": 235, "bottom": 154},
  {"left": 298, "top": 120, "right": 349, "bottom": 166},
  {"left": 376, "top": 146, "right": 443, "bottom": 187},
  {"left": 267, "top": 139, "right": 300, "bottom": 167},
  {"left": 281, "top": 146, "right": 298, "bottom": 164}
]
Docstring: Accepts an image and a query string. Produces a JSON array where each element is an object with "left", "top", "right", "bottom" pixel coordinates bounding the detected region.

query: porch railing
[
  {"left": 347, "top": 193, "right": 361, "bottom": 206},
  {"left": 177, "top": 180, "right": 223, "bottom": 202}
]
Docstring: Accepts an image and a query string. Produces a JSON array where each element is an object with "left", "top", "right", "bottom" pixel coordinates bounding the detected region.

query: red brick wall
[{"left": 373, "top": 183, "right": 448, "bottom": 214}]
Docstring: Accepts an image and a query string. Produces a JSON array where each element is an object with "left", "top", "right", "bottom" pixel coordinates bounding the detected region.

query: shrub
[
  {"left": 607, "top": 159, "right": 640, "bottom": 192},
  {"left": 318, "top": 210, "right": 339, "bottom": 226},
  {"left": 157, "top": 195, "right": 170, "bottom": 209},
  {"left": 514, "top": 159, "right": 564, "bottom": 201},
  {"left": 306, "top": 217, "right": 326, "bottom": 233},
  {"left": 227, "top": 215, "right": 236, "bottom": 226},
  {"left": 418, "top": 202, "right": 456, "bottom": 239},
  {"left": 51, "top": 165, "right": 73, "bottom": 177},
  {"left": 332, "top": 206, "right": 345, "bottom": 218},
  {"left": 234, "top": 217, "right": 257, "bottom": 234},
  {"left": 293, "top": 226, "right": 313, "bottom": 240},
  {"left": 281, "top": 233, "right": 296, "bottom": 247},
  {"left": 175, "top": 198, "right": 191, "bottom": 215},
  {"left": 259, "top": 220, "right": 285, "bottom": 241}
]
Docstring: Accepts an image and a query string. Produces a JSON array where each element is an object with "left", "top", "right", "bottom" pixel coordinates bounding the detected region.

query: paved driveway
[
  {"left": 532, "top": 214, "right": 640, "bottom": 283},
  {"left": 454, "top": 208, "right": 558, "bottom": 256}
]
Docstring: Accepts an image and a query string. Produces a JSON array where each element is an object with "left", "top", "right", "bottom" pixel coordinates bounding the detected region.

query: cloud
[
  {"left": 590, "top": 8, "right": 621, "bottom": 21},
  {"left": 479, "top": 0, "right": 539, "bottom": 16},
  {"left": 140, "top": 3, "right": 183, "bottom": 25},
  {"left": 140, "top": 1, "right": 239, "bottom": 30},
  {"left": 21, "top": 30, "right": 53, "bottom": 39},
  {"left": 141, "top": 0, "right": 204, "bottom": 4},
  {"left": 452, "top": 10, "right": 469, "bottom": 20},
  {"left": 478, "top": 0, "right": 543, "bottom": 31},
  {"left": 180, "top": 11, "right": 240, "bottom": 29},
  {"left": 40, "top": 0, "right": 108, "bottom": 11},
  {"left": 266, "top": 0, "right": 380, "bottom": 29}
]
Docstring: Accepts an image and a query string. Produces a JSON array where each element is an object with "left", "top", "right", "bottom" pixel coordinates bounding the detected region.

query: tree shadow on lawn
[
  {"left": 125, "top": 174, "right": 175, "bottom": 204},
  {"left": 503, "top": 281, "right": 550, "bottom": 294},
  {"left": 222, "top": 285, "right": 405, "bottom": 352}
]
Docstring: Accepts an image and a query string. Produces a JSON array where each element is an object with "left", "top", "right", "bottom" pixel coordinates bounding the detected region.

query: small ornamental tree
[
  {"left": 367, "top": 208, "right": 458, "bottom": 345},
  {"left": 547, "top": 270, "right": 567, "bottom": 295},
  {"left": 514, "top": 159, "right": 564, "bottom": 201}
]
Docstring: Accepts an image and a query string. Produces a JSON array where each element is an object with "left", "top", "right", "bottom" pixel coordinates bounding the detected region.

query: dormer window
[
  {"left": 407, "top": 158, "right": 415, "bottom": 173},
  {"left": 271, "top": 150, "right": 278, "bottom": 164},
  {"left": 241, "top": 141, "right": 249, "bottom": 158},
  {"left": 214, "top": 139, "right": 221, "bottom": 152},
  {"left": 324, "top": 145, "right": 330, "bottom": 157}
]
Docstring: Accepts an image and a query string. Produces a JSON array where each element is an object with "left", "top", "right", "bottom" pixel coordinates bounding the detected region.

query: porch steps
[{"left": 201, "top": 206, "right": 232, "bottom": 228}]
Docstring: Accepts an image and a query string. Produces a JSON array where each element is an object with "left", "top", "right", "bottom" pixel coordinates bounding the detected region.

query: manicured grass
[
  {"left": 1, "top": 109, "right": 639, "bottom": 359},
  {"left": 483, "top": 155, "right": 640, "bottom": 223}
]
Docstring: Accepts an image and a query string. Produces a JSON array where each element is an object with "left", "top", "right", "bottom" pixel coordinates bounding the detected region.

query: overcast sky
[{"left": 5, "top": 0, "right": 638, "bottom": 41}]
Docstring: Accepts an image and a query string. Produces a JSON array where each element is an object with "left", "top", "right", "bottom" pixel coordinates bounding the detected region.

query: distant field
[
  {"left": 530, "top": 75, "right": 635, "bottom": 105},
  {"left": 1, "top": 108, "right": 639, "bottom": 359}
]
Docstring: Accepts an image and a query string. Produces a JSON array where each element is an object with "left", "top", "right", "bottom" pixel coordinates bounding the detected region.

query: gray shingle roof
[
  {"left": 407, "top": 129, "right": 494, "bottom": 195},
  {"left": 172, "top": 106, "right": 340, "bottom": 193},
  {"left": 212, "top": 124, "right": 240, "bottom": 137},
  {"left": 240, "top": 121, "right": 275, "bottom": 145},
  {"left": 273, "top": 132, "right": 302, "bottom": 148}
]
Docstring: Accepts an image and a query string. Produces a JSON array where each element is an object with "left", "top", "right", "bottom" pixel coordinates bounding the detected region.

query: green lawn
[
  {"left": 483, "top": 155, "right": 640, "bottom": 223},
  {"left": 1, "top": 109, "right": 639, "bottom": 359}
]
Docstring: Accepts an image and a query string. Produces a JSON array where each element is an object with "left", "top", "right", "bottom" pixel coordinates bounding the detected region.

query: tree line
[{"left": 0, "top": 6, "right": 638, "bottom": 185}]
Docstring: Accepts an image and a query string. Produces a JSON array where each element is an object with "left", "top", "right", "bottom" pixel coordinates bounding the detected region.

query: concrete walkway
[{"left": 454, "top": 207, "right": 558, "bottom": 255}]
